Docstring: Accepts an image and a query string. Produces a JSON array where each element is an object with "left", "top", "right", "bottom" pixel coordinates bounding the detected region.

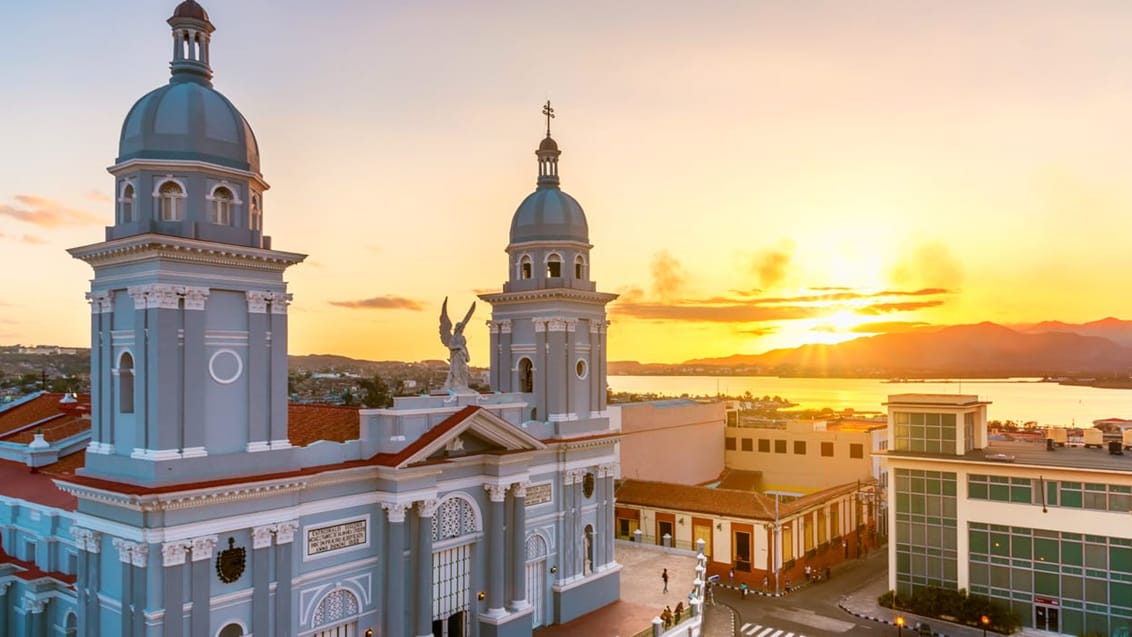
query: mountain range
[{"left": 626, "top": 318, "right": 1132, "bottom": 378}]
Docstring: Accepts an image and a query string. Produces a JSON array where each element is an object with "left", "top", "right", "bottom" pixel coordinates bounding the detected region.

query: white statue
[{"left": 439, "top": 297, "right": 476, "bottom": 393}]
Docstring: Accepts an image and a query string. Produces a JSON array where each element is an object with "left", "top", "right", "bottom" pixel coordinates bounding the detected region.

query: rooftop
[
  {"left": 889, "top": 439, "right": 1132, "bottom": 473},
  {"left": 884, "top": 393, "right": 990, "bottom": 407}
]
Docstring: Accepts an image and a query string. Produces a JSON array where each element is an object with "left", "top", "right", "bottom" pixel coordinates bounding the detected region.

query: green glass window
[
  {"left": 1062, "top": 574, "right": 1084, "bottom": 600},
  {"left": 1085, "top": 544, "right": 1107, "bottom": 569},
  {"left": 1011, "top": 535, "right": 1032, "bottom": 559},
  {"left": 1112, "top": 547, "right": 1132, "bottom": 574},
  {"left": 970, "top": 528, "right": 988, "bottom": 554},
  {"left": 1062, "top": 540, "right": 1083, "bottom": 566},
  {"left": 1035, "top": 571, "right": 1059, "bottom": 596},
  {"left": 990, "top": 533, "right": 1010, "bottom": 556},
  {"left": 1112, "top": 582, "right": 1132, "bottom": 609},
  {"left": 1034, "top": 537, "right": 1059, "bottom": 563},
  {"left": 1061, "top": 486, "right": 1082, "bottom": 508}
]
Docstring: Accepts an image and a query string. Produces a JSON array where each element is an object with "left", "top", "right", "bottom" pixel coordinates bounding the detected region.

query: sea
[{"left": 607, "top": 376, "right": 1132, "bottom": 428}]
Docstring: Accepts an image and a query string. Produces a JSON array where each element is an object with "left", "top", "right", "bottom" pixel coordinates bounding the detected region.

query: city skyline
[{"left": 5, "top": 1, "right": 1132, "bottom": 364}]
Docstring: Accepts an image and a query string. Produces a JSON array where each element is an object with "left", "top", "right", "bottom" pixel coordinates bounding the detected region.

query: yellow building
[{"left": 885, "top": 394, "right": 1132, "bottom": 636}]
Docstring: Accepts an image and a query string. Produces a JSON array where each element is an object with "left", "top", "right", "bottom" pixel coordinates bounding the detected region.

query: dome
[
  {"left": 510, "top": 188, "right": 589, "bottom": 244},
  {"left": 538, "top": 136, "right": 558, "bottom": 152},
  {"left": 117, "top": 81, "right": 260, "bottom": 173},
  {"left": 172, "top": 0, "right": 209, "bottom": 21}
]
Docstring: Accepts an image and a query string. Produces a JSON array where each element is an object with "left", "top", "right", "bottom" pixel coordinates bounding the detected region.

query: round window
[
  {"left": 582, "top": 472, "right": 595, "bottom": 498},
  {"left": 576, "top": 359, "right": 587, "bottom": 379}
]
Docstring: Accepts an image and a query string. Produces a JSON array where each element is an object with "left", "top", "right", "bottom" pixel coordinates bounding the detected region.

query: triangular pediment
[{"left": 397, "top": 406, "right": 547, "bottom": 469}]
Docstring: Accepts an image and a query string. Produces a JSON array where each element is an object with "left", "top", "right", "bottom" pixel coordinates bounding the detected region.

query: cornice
[
  {"left": 108, "top": 158, "right": 270, "bottom": 191},
  {"left": 52, "top": 476, "right": 308, "bottom": 512},
  {"left": 477, "top": 288, "right": 619, "bottom": 305},
  {"left": 506, "top": 239, "right": 592, "bottom": 251},
  {"left": 68, "top": 233, "right": 306, "bottom": 273}
]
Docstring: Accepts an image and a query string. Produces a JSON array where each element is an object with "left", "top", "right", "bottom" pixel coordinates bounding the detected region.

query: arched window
[
  {"left": 584, "top": 524, "right": 594, "bottom": 575},
  {"left": 211, "top": 186, "right": 233, "bottom": 225},
  {"left": 64, "top": 612, "right": 77, "bottom": 637},
  {"left": 311, "top": 589, "right": 360, "bottom": 629},
  {"left": 519, "top": 255, "right": 532, "bottom": 280},
  {"left": 575, "top": 255, "right": 585, "bottom": 279},
  {"left": 120, "top": 184, "right": 135, "bottom": 223},
  {"left": 431, "top": 496, "right": 480, "bottom": 541},
  {"left": 118, "top": 352, "right": 134, "bottom": 414},
  {"left": 250, "top": 194, "right": 262, "bottom": 231},
  {"left": 217, "top": 624, "right": 244, "bottom": 637},
  {"left": 518, "top": 357, "right": 533, "bottom": 393},
  {"left": 158, "top": 180, "right": 184, "bottom": 221},
  {"left": 546, "top": 253, "right": 562, "bottom": 278}
]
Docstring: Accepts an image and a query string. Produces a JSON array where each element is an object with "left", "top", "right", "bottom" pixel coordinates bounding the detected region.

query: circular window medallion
[
  {"left": 208, "top": 349, "right": 243, "bottom": 384},
  {"left": 576, "top": 359, "right": 588, "bottom": 379},
  {"left": 583, "top": 472, "right": 595, "bottom": 498}
]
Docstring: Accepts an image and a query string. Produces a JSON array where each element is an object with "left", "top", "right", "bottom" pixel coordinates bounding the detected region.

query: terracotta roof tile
[
  {"left": 0, "top": 548, "right": 77, "bottom": 585},
  {"left": 287, "top": 404, "right": 360, "bottom": 446},
  {"left": 0, "top": 458, "right": 78, "bottom": 510},
  {"left": 614, "top": 479, "right": 866, "bottom": 521},
  {"left": 0, "top": 393, "right": 80, "bottom": 437}
]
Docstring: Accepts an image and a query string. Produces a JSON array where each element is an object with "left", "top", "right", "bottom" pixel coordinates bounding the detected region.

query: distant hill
[{"left": 681, "top": 321, "right": 1132, "bottom": 377}]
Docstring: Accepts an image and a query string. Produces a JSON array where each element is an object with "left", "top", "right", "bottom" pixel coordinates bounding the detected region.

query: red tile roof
[
  {"left": 615, "top": 479, "right": 866, "bottom": 521},
  {"left": 287, "top": 404, "right": 360, "bottom": 446},
  {"left": 0, "top": 393, "right": 88, "bottom": 438},
  {"left": 0, "top": 545, "right": 77, "bottom": 585},
  {"left": 0, "top": 457, "right": 78, "bottom": 510}
]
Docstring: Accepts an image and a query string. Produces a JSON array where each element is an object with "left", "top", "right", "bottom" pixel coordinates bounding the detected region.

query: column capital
[
  {"left": 383, "top": 502, "right": 408, "bottom": 524},
  {"left": 486, "top": 319, "right": 513, "bottom": 334},
  {"left": 69, "top": 527, "right": 93, "bottom": 550},
  {"left": 0, "top": 581, "right": 10, "bottom": 596},
  {"left": 253, "top": 525, "right": 276, "bottom": 549},
  {"left": 183, "top": 286, "right": 209, "bottom": 311},
  {"left": 246, "top": 290, "right": 271, "bottom": 314},
  {"left": 270, "top": 292, "right": 293, "bottom": 314},
  {"left": 23, "top": 597, "right": 47, "bottom": 614},
  {"left": 86, "top": 290, "right": 114, "bottom": 314},
  {"left": 161, "top": 540, "right": 191, "bottom": 567},
  {"left": 112, "top": 538, "right": 148, "bottom": 566},
  {"left": 484, "top": 484, "right": 507, "bottom": 502},
  {"left": 417, "top": 499, "right": 440, "bottom": 518},
  {"left": 533, "top": 318, "right": 548, "bottom": 333},
  {"left": 275, "top": 521, "right": 299, "bottom": 545},
  {"left": 546, "top": 318, "right": 568, "bottom": 332},
  {"left": 564, "top": 318, "right": 578, "bottom": 332},
  {"left": 127, "top": 285, "right": 151, "bottom": 310},
  {"left": 511, "top": 482, "right": 530, "bottom": 499},
  {"left": 190, "top": 535, "right": 218, "bottom": 561},
  {"left": 597, "top": 463, "right": 616, "bottom": 478}
]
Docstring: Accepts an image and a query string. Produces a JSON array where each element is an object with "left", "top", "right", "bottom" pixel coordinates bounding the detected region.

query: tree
[
  {"left": 341, "top": 389, "right": 356, "bottom": 406},
  {"left": 359, "top": 375, "right": 392, "bottom": 408}
]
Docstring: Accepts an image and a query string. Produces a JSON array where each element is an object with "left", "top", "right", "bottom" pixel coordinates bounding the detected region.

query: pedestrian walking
[
  {"left": 804, "top": 564, "right": 811, "bottom": 582},
  {"left": 762, "top": 575, "right": 768, "bottom": 592},
  {"left": 661, "top": 567, "right": 669, "bottom": 593},
  {"left": 729, "top": 566, "right": 735, "bottom": 585}
]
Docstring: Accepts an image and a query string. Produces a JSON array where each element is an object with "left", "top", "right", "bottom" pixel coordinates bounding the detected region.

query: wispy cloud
[
  {"left": 0, "top": 195, "right": 101, "bottom": 228},
  {"left": 857, "top": 300, "right": 945, "bottom": 314},
  {"left": 650, "top": 250, "right": 687, "bottom": 301},
  {"left": 83, "top": 190, "right": 112, "bottom": 203},
  {"left": 20, "top": 234, "right": 48, "bottom": 245},
  {"left": 330, "top": 295, "right": 425, "bottom": 310},
  {"left": 849, "top": 321, "right": 933, "bottom": 334},
  {"left": 750, "top": 243, "right": 794, "bottom": 289}
]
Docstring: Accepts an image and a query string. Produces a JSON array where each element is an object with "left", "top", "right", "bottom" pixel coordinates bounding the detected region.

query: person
[
  {"left": 674, "top": 601, "right": 684, "bottom": 622},
  {"left": 804, "top": 564, "right": 811, "bottom": 582},
  {"left": 729, "top": 566, "right": 735, "bottom": 585},
  {"left": 825, "top": 566, "right": 831, "bottom": 582},
  {"left": 662, "top": 605, "right": 673, "bottom": 628},
  {"left": 762, "top": 575, "right": 768, "bottom": 592},
  {"left": 740, "top": 582, "right": 748, "bottom": 599},
  {"left": 785, "top": 576, "right": 790, "bottom": 592},
  {"left": 661, "top": 567, "right": 669, "bottom": 593}
]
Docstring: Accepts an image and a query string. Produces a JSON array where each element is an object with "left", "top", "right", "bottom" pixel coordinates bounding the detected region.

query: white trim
[
  {"left": 292, "top": 556, "right": 379, "bottom": 587},
  {"left": 109, "top": 157, "right": 270, "bottom": 192},
  {"left": 245, "top": 441, "right": 271, "bottom": 453},
  {"left": 302, "top": 514, "right": 370, "bottom": 562},
  {"left": 208, "top": 349, "right": 243, "bottom": 384},
  {"left": 214, "top": 619, "right": 248, "bottom": 637}
]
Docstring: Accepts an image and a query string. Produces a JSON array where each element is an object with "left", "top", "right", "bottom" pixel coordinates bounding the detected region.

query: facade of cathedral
[{"left": 0, "top": 2, "right": 619, "bottom": 636}]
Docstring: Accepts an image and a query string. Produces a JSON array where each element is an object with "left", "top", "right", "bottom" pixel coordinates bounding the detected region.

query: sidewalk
[{"left": 837, "top": 551, "right": 1044, "bottom": 637}]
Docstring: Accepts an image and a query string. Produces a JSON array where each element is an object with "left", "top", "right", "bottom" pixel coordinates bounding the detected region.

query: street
[{"left": 711, "top": 549, "right": 893, "bottom": 637}]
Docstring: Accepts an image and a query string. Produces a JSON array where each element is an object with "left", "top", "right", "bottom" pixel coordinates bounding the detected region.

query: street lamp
[
  {"left": 895, "top": 615, "right": 904, "bottom": 636},
  {"left": 981, "top": 614, "right": 990, "bottom": 637}
]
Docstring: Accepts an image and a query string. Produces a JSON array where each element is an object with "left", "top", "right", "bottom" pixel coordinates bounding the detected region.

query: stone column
[
  {"left": 546, "top": 319, "right": 567, "bottom": 421},
  {"left": 268, "top": 293, "right": 292, "bottom": 448},
  {"left": 533, "top": 319, "right": 548, "bottom": 421},
  {"left": 252, "top": 525, "right": 274, "bottom": 633},
  {"left": 246, "top": 291, "right": 271, "bottom": 452},
  {"left": 415, "top": 500, "right": 438, "bottom": 637},
  {"left": 113, "top": 538, "right": 148, "bottom": 637},
  {"left": 0, "top": 582, "right": 10, "bottom": 635},
  {"left": 383, "top": 503, "right": 408, "bottom": 637},
  {"left": 150, "top": 284, "right": 183, "bottom": 456},
  {"left": 565, "top": 319, "right": 577, "bottom": 419},
  {"left": 484, "top": 485, "right": 507, "bottom": 617},
  {"left": 161, "top": 541, "right": 190, "bottom": 636},
  {"left": 596, "top": 465, "right": 612, "bottom": 568},
  {"left": 274, "top": 522, "right": 298, "bottom": 635},
  {"left": 190, "top": 536, "right": 218, "bottom": 637},
  {"left": 26, "top": 598, "right": 47, "bottom": 637},
  {"left": 510, "top": 483, "right": 529, "bottom": 610},
  {"left": 182, "top": 287, "right": 208, "bottom": 457},
  {"left": 126, "top": 286, "right": 151, "bottom": 454},
  {"left": 573, "top": 470, "right": 585, "bottom": 576},
  {"left": 589, "top": 321, "right": 601, "bottom": 418},
  {"left": 499, "top": 320, "right": 512, "bottom": 392},
  {"left": 561, "top": 471, "right": 575, "bottom": 579},
  {"left": 598, "top": 322, "right": 610, "bottom": 413},
  {"left": 487, "top": 320, "right": 501, "bottom": 390},
  {"left": 87, "top": 291, "right": 112, "bottom": 452}
]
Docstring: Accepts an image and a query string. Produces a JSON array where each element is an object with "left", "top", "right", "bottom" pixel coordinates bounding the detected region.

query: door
[
  {"left": 526, "top": 533, "right": 549, "bottom": 628},
  {"left": 657, "top": 520, "right": 674, "bottom": 546},
  {"left": 692, "top": 519, "right": 713, "bottom": 557},
  {"left": 432, "top": 545, "right": 471, "bottom": 637},
  {"left": 1034, "top": 605, "right": 1059, "bottom": 632}
]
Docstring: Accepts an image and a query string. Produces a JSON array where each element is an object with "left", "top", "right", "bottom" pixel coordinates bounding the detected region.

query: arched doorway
[
  {"left": 526, "top": 533, "right": 549, "bottom": 628},
  {"left": 431, "top": 496, "right": 479, "bottom": 637},
  {"left": 311, "top": 588, "right": 360, "bottom": 637}
]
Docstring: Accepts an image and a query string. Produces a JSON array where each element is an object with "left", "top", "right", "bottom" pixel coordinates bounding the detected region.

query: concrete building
[
  {"left": 613, "top": 399, "right": 726, "bottom": 484},
  {"left": 885, "top": 393, "right": 1132, "bottom": 636},
  {"left": 0, "top": 3, "right": 620, "bottom": 635}
]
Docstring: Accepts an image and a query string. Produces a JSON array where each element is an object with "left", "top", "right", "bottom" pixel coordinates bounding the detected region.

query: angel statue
[{"left": 439, "top": 297, "right": 476, "bottom": 393}]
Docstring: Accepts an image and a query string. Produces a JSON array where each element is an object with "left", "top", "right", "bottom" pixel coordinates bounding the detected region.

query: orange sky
[{"left": 4, "top": 1, "right": 1132, "bottom": 364}]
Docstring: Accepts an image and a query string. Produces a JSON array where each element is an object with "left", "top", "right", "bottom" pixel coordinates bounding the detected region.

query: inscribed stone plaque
[
  {"left": 307, "top": 519, "right": 367, "bottom": 556},
  {"left": 526, "top": 482, "right": 552, "bottom": 507}
]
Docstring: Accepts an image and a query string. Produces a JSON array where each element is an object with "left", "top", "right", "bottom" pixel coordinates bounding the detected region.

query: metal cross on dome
[{"left": 543, "top": 100, "right": 555, "bottom": 137}]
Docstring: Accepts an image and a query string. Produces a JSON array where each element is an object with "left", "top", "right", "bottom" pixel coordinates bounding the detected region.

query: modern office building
[
  {"left": 886, "top": 393, "right": 1132, "bottom": 636},
  {"left": 0, "top": 2, "right": 620, "bottom": 635}
]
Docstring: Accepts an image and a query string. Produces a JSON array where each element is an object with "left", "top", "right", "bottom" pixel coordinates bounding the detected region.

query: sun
[{"left": 826, "top": 309, "right": 867, "bottom": 332}]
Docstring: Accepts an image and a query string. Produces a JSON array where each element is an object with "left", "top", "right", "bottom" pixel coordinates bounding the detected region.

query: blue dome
[
  {"left": 509, "top": 187, "right": 589, "bottom": 244},
  {"left": 117, "top": 81, "right": 260, "bottom": 173}
]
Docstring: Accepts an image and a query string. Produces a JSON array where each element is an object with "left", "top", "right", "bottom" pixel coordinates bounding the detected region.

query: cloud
[
  {"left": 83, "top": 190, "right": 112, "bottom": 203},
  {"left": 0, "top": 195, "right": 101, "bottom": 228},
  {"left": 330, "top": 295, "right": 425, "bottom": 310},
  {"left": 20, "top": 234, "right": 48, "bottom": 245},
  {"left": 750, "top": 243, "right": 795, "bottom": 289},
  {"left": 649, "top": 251, "right": 686, "bottom": 301},
  {"left": 737, "top": 326, "right": 778, "bottom": 337},
  {"left": 849, "top": 321, "right": 933, "bottom": 334},
  {"left": 612, "top": 300, "right": 823, "bottom": 323},
  {"left": 890, "top": 242, "right": 964, "bottom": 290},
  {"left": 857, "top": 300, "right": 944, "bottom": 315}
]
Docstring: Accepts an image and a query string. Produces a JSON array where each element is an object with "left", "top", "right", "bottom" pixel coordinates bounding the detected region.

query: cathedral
[{"left": 0, "top": 2, "right": 620, "bottom": 635}]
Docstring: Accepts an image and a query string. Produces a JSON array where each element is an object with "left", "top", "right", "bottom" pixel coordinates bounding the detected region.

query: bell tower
[
  {"left": 480, "top": 104, "right": 618, "bottom": 429},
  {"left": 68, "top": 1, "right": 305, "bottom": 487}
]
